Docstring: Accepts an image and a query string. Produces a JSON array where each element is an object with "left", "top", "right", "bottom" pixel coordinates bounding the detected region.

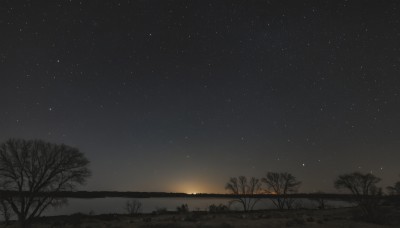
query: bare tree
[
  {"left": 0, "top": 197, "right": 12, "bottom": 225},
  {"left": 0, "top": 182, "right": 13, "bottom": 225},
  {"left": 225, "top": 176, "right": 262, "bottom": 212},
  {"left": 387, "top": 179, "right": 400, "bottom": 195},
  {"left": 176, "top": 203, "right": 189, "bottom": 213},
  {"left": 387, "top": 177, "right": 400, "bottom": 207},
  {"left": 262, "top": 172, "right": 301, "bottom": 209},
  {"left": 334, "top": 172, "right": 382, "bottom": 218},
  {"left": 310, "top": 191, "right": 328, "bottom": 209},
  {"left": 0, "top": 139, "right": 91, "bottom": 227},
  {"left": 125, "top": 199, "right": 142, "bottom": 215}
]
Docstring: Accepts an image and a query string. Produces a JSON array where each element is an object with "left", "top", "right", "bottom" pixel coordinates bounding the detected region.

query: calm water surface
[{"left": 43, "top": 197, "right": 352, "bottom": 216}]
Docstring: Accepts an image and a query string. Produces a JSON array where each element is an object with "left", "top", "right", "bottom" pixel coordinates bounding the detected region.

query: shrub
[
  {"left": 208, "top": 204, "right": 229, "bottom": 213},
  {"left": 125, "top": 199, "right": 142, "bottom": 215},
  {"left": 176, "top": 204, "right": 189, "bottom": 213}
]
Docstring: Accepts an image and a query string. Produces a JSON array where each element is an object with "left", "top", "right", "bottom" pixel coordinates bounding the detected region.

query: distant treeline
[{"left": 1, "top": 190, "right": 398, "bottom": 200}]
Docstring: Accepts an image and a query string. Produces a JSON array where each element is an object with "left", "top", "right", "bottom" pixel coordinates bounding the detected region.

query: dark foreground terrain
[{"left": 1, "top": 206, "right": 400, "bottom": 228}]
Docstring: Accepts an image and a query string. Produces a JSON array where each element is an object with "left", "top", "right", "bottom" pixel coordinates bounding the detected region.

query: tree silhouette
[
  {"left": 387, "top": 182, "right": 400, "bottom": 195},
  {"left": 176, "top": 203, "right": 189, "bottom": 213},
  {"left": 387, "top": 176, "right": 400, "bottom": 195},
  {"left": 310, "top": 191, "right": 328, "bottom": 209},
  {"left": 386, "top": 176, "right": 400, "bottom": 207},
  {"left": 125, "top": 199, "right": 142, "bottom": 215},
  {"left": 334, "top": 172, "right": 382, "bottom": 219},
  {"left": 0, "top": 197, "right": 12, "bottom": 225},
  {"left": 262, "top": 172, "right": 301, "bottom": 209},
  {"left": 225, "top": 176, "right": 262, "bottom": 212},
  {"left": 0, "top": 139, "right": 91, "bottom": 227}
]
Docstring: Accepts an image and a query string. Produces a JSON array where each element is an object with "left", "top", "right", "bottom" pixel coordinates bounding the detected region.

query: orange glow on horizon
[{"left": 174, "top": 181, "right": 215, "bottom": 194}]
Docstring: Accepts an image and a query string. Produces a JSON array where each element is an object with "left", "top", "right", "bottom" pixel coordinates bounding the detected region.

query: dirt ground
[{"left": 1, "top": 206, "right": 400, "bottom": 227}]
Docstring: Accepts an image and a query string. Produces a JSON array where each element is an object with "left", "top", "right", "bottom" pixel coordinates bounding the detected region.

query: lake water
[{"left": 42, "top": 197, "right": 353, "bottom": 216}]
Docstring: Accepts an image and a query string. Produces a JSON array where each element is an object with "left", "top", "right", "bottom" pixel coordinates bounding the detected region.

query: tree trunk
[{"left": 18, "top": 214, "right": 31, "bottom": 228}]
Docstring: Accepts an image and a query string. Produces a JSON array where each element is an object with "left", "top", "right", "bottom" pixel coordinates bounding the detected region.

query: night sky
[{"left": 1, "top": 0, "right": 400, "bottom": 193}]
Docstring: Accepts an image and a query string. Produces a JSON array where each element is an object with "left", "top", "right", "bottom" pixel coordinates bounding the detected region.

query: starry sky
[{"left": 1, "top": 0, "right": 400, "bottom": 193}]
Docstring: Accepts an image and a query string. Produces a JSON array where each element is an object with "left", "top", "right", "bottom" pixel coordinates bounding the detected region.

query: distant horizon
[{"left": 0, "top": 189, "right": 380, "bottom": 197}]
